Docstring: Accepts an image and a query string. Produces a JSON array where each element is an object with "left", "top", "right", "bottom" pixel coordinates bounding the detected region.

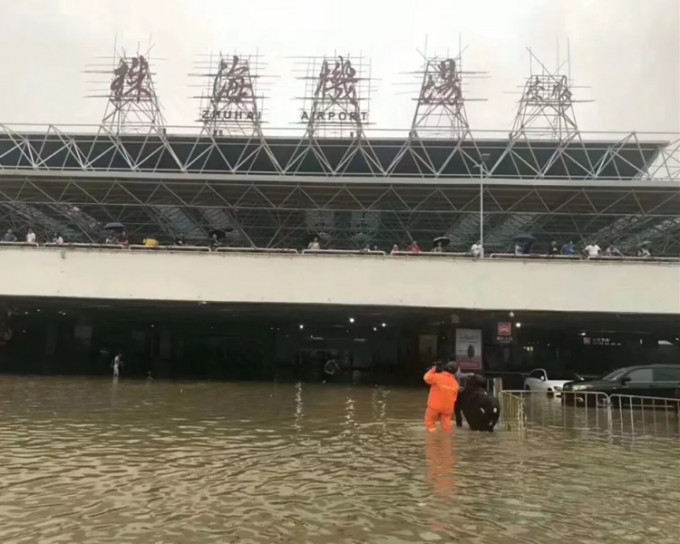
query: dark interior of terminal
[{"left": 0, "top": 298, "right": 677, "bottom": 387}]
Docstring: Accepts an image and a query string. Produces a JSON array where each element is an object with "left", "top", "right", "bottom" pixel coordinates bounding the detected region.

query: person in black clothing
[
  {"left": 548, "top": 240, "right": 560, "bottom": 256},
  {"left": 457, "top": 374, "right": 501, "bottom": 432},
  {"left": 209, "top": 233, "right": 221, "bottom": 250}
]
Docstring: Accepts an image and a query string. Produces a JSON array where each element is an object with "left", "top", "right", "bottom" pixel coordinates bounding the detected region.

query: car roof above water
[{"left": 612, "top": 364, "right": 680, "bottom": 373}]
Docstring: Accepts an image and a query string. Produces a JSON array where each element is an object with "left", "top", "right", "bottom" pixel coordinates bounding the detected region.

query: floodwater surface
[{"left": 0, "top": 377, "right": 678, "bottom": 543}]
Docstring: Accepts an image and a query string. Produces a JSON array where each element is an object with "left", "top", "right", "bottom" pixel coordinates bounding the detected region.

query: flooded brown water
[{"left": 0, "top": 377, "right": 678, "bottom": 544}]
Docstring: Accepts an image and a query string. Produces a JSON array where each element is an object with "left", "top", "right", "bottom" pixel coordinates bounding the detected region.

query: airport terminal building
[{"left": 0, "top": 50, "right": 677, "bottom": 383}]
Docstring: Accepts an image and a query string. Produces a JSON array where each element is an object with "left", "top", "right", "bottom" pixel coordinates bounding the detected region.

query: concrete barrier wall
[{"left": 0, "top": 247, "right": 677, "bottom": 314}]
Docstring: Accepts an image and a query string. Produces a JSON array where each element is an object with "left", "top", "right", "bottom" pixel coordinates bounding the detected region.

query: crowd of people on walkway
[
  {"left": 308, "top": 236, "right": 654, "bottom": 259},
  {"left": 0, "top": 227, "right": 657, "bottom": 259},
  {"left": 509, "top": 238, "right": 652, "bottom": 259},
  {"left": 2, "top": 228, "right": 63, "bottom": 245}
]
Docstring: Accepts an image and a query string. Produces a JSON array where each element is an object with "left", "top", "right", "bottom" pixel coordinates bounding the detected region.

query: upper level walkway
[{"left": 0, "top": 244, "right": 677, "bottom": 315}]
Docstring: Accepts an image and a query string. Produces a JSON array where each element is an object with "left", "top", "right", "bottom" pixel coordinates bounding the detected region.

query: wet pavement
[{"left": 0, "top": 377, "right": 678, "bottom": 543}]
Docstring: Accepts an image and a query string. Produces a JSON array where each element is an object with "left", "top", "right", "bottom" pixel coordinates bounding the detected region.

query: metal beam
[{"left": 2, "top": 168, "right": 677, "bottom": 189}]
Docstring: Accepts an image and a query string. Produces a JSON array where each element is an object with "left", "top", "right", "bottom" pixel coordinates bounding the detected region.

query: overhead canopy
[
  {"left": 0, "top": 127, "right": 676, "bottom": 254},
  {"left": 0, "top": 127, "right": 667, "bottom": 180}
]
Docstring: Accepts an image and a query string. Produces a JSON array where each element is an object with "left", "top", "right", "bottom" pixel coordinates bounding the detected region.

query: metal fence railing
[
  {"left": 498, "top": 391, "right": 526, "bottom": 431},
  {"left": 499, "top": 390, "right": 680, "bottom": 438},
  {"left": 489, "top": 253, "right": 680, "bottom": 263},
  {"left": 0, "top": 243, "right": 677, "bottom": 262}
]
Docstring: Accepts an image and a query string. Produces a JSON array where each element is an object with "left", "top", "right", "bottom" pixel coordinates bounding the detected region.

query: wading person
[
  {"left": 423, "top": 361, "right": 460, "bottom": 433},
  {"left": 460, "top": 374, "right": 500, "bottom": 432},
  {"left": 112, "top": 353, "right": 124, "bottom": 377}
]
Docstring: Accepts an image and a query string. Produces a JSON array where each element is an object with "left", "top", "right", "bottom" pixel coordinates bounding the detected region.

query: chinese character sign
[
  {"left": 212, "top": 55, "right": 254, "bottom": 106},
  {"left": 315, "top": 56, "right": 359, "bottom": 106},
  {"left": 420, "top": 59, "right": 463, "bottom": 110},
  {"left": 526, "top": 75, "right": 572, "bottom": 104},
  {"left": 110, "top": 55, "right": 153, "bottom": 104},
  {"left": 200, "top": 55, "right": 261, "bottom": 125}
]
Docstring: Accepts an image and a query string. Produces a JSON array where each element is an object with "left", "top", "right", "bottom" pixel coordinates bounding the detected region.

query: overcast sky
[{"left": 0, "top": 0, "right": 678, "bottom": 134}]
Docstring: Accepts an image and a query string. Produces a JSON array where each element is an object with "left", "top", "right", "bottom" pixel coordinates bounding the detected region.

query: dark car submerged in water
[{"left": 561, "top": 365, "right": 680, "bottom": 407}]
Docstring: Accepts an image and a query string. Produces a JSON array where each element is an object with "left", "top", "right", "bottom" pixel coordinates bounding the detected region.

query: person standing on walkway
[
  {"left": 423, "top": 361, "right": 460, "bottom": 433},
  {"left": 2, "top": 229, "right": 17, "bottom": 242}
]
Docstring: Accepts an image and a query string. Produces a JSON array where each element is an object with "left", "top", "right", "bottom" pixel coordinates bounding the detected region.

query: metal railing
[
  {"left": 301, "top": 249, "right": 386, "bottom": 256},
  {"left": 0, "top": 242, "right": 677, "bottom": 262},
  {"left": 498, "top": 391, "right": 526, "bottom": 431},
  {"left": 489, "top": 253, "right": 680, "bottom": 263},
  {"left": 500, "top": 390, "right": 680, "bottom": 438}
]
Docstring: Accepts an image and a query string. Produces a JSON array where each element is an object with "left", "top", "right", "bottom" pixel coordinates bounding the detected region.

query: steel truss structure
[
  {"left": 0, "top": 123, "right": 676, "bottom": 254},
  {"left": 410, "top": 54, "right": 484, "bottom": 139},
  {"left": 297, "top": 54, "right": 372, "bottom": 137},
  {"left": 88, "top": 47, "right": 166, "bottom": 134},
  {"left": 509, "top": 49, "right": 589, "bottom": 140},
  {"left": 194, "top": 52, "right": 268, "bottom": 137},
  {"left": 289, "top": 54, "right": 384, "bottom": 196}
]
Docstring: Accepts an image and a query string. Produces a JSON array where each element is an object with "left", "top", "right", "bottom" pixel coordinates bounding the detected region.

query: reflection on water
[{"left": 0, "top": 377, "right": 678, "bottom": 543}]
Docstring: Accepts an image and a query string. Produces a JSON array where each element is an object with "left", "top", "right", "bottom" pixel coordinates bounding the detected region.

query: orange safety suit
[{"left": 424, "top": 368, "right": 460, "bottom": 433}]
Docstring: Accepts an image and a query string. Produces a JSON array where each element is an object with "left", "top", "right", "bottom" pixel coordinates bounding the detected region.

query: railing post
[{"left": 493, "top": 377, "right": 503, "bottom": 397}]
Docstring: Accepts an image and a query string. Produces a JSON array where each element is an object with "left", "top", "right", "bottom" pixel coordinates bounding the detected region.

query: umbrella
[
  {"left": 308, "top": 231, "right": 331, "bottom": 242},
  {"left": 639, "top": 240, "right": 652, "bottom": 247},
  {"left": 351, "top": 232, "right": 370, "bottom": 243},
  {"left": 433, "top": 236, "right": 451, "bottom": 247},
  {"left": 104, "top": 222, "right": 125, "bottom": 231},
  {"left": 208, "top": 229, "right": 227, "bottom": 239},
  {"left": 514, "top": 233, "right": 536, "bottom": 243}
]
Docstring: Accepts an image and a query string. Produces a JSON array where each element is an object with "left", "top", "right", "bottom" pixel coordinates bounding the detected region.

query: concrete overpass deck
[{"left": 0, "top": 245, "right": 677, "bottom": 315}]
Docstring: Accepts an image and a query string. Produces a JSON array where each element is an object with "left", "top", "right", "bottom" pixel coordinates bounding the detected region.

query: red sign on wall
[{"left": 497, "top": 322, "right": 512, "bottom": 336}]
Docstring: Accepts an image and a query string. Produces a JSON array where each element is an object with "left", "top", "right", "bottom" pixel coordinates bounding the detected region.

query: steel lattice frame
[
  {"left": 195, "top": 53, "right": 267, "bottom": 138},
  {"left": 0, "top": 123, "right": 676, "bottom": 254},
  {"left": 101, "top": 54, "right": 166, "bottom": 134}
]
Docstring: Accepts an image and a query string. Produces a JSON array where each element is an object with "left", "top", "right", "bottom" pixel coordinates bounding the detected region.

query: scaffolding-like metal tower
[
  {"left": 290, "top": 54, "right": 382, "bottom": 246},
  {"left": 509, "top": 47, "right": 589, "bottom": 140},
  {"left": 410, "top": 54, "right": 484, "bottom": 139},
  {"left": 295, "top": 54, "right": 372, "bottom": 138},
  {"left": 193, "top": 52, "right": 267, "bottom": 137},
  {"left": 87, "top": 45, "right": 166, "bottom": 134},
  {"left": 382, "top": 46, "right": 486, "bottom": 196},
  {"left": 286, "top": 54, "right": 383, "bottom": 175}
]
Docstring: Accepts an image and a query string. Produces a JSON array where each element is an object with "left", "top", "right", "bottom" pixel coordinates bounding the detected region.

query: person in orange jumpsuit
[{"left": 424, "top": 361, "right": 460, "bottom": 433}]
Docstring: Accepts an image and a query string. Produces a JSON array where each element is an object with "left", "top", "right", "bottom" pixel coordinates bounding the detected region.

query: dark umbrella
[
  {"left": 514, "top": 233, "right": 536, "bottom": 243},
  {"left": 308, "top": 231, "right": 331, "bottom": 243},
  {"left": 208, "top": 229, "right": 226, "bottom": 239},
  {"left": 433, "top": 236, "right": 451, "bottom": 247},
  {"left": 351, "top": 232, "right": 370, "bottom": 244},
  {"left": 104, "top": 222, "right": 125, "bottom": 231}
]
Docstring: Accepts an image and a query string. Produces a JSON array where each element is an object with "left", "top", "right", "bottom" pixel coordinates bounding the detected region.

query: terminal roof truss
[{"left": 0, "top": 124, "right": 677, "bottom": 255}]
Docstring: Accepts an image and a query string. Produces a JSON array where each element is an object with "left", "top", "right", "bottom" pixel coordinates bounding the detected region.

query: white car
[{"left": 523, "top": 369, "right": 570, "bottom": 396}]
